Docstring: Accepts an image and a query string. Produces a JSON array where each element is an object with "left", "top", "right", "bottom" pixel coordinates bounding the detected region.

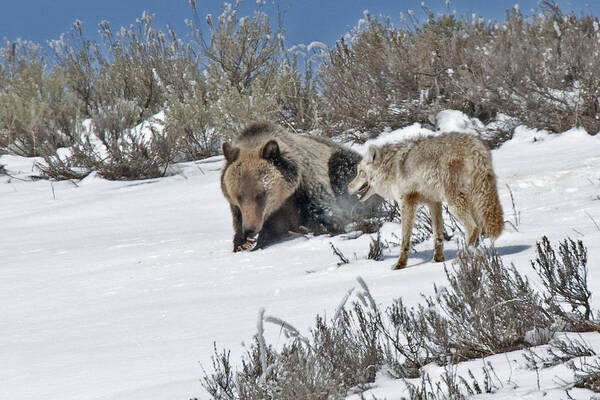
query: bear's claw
[{"left": 236, "top": 233, "right": 259, "bottom": 251}]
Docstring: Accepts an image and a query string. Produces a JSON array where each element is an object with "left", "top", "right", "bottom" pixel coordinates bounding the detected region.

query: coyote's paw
[{"left": 392, "top": 261, "right": 406, "bottom": 270}]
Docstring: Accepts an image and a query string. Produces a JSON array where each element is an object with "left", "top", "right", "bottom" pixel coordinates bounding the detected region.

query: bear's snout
[
  {"left": 243, "top": 228, "right": 258, "bottom": 238},
  {"left": 240, "top": 205, "right": 265, "bottom": 237}
]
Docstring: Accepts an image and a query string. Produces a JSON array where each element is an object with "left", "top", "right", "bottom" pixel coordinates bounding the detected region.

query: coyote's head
[{"left": 348, "top": 144, "right": 382, "bottom": 201}]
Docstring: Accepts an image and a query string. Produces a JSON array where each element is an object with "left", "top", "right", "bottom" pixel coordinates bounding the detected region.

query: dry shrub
[
  {"left": 187, "top": 0, "right": 319, "bottom": 134},
  {"left": 13, "top": 2, "right": 318, "bottom": 180},
  {"left": 532, "top": 236, "right": 599, "bottom": 332},
  {"left": 201, "top": 298, "right": 383, "bottom": 400},
  {"left": 367, "top": 230, "right": 385, "bottom": 261},
  {"left": 318, "top": 11, "right": 474, "bottom": 138},
  {"left": 524, "top": 335, "right": 596, "bottom": 370},
  {"left": 319, "top": 4, "right": 600, "bottom": 140},
  {"left": 37, "top": 14, "right": 196, "bottom": 179},
  {"left": 6, "top": 1, "right": 600, "bottom": 179},
  {"left": 163, "top": 81, "right": 219, "bottom": 160},
  {"left": 0, "top": 40, "right": 76, "bottom": 156},
  {"left": 573, "top": 359, "right": 600, "bottom": 393},
  {"left": 383, "top": 247, "right": 552, "bottom": 374},
  {"left": 427, "top": 248, "right": 552, "bottom": 360},
  {"left": 200, "top": 238, "right": 597, "bottom": 399},
  {"left": 403, "top": 363, "right": 500, "bottom": 400},
  {"left": 524, "top": 335, "right": 600, "bottom": 394}
]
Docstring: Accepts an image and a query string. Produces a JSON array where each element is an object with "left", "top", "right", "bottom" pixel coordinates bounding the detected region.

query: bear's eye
[
  {"left": 255, "top": 192, "right": 265, "bottom": 202},
  {"left": 236, "top": 194, "right": 243, "bottom": 203}
]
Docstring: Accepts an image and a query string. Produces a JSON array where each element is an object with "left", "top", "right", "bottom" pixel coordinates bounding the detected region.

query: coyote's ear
[
  {"left": 366, "top": 144, "right": 380, "bottom": 163},
  {"left": 261, "top": 140, "right": 280, "bottom": 162},
  {"left": 222, "top": 142, "right": 239, "bottom": 162}
]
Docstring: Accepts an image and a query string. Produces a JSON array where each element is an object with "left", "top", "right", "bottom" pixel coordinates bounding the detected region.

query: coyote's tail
[{"left": 471, "top": 150, "right": 503, "bottom": 239}]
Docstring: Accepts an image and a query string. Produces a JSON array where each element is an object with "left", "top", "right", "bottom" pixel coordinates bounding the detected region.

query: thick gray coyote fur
[{"left": 348, "top": 133, "right": 503, "bottom": 269}]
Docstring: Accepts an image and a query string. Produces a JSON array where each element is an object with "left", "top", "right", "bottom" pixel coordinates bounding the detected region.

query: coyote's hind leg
[{"left": 428, "top": 201, "right": 445, "bottom": 262}]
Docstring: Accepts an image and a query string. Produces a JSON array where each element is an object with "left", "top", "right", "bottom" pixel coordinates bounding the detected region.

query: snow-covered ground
[{"left": 1, "top": 114, "right": 600, "bottom": 399}]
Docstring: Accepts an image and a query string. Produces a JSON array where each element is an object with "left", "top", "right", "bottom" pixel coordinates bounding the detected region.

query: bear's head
[{"left": 221, "top": 139, "right": 299, "bottom": 239}]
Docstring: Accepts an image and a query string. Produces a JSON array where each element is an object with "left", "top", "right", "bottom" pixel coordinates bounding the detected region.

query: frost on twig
[
  {"left": 334, "top": 287, "right": 355, "bottom": 322},
  {"left": 264, "top": 315, "right": 310, "bottom": 345},
  {"left": 357, "top": 276, "right": 377, "bottom": 312},
  {"left": 256, "top": 308, "right": 268, "bottom": 380}
]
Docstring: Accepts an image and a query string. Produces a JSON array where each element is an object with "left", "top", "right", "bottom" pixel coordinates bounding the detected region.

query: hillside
[{"left": 2, "top": 113, "right": 600, "bottom": 399}]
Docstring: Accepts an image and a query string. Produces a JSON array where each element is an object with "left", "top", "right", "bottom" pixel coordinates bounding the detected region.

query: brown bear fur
[{"left": 220, "top": 122, "right": 362, "bottom": 251}]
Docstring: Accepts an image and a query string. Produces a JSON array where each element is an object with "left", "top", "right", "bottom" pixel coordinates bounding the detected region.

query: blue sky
[{"left": 1, "top": 1, "right": 598, "bottom": 50}]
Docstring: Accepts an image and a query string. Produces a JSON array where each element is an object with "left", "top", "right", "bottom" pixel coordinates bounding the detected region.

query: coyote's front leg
[{"left": 393, "top": 198, "right": 417, "bottom": 270}]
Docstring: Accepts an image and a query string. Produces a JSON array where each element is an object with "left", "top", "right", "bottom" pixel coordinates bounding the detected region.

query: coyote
[{"left": 348, "top": 133, "right": 503, "bottom": 269}]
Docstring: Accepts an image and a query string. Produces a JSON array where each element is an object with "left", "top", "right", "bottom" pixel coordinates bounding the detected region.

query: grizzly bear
[{"left": 220, "top": 122, "right": 362, "bottom": 251}]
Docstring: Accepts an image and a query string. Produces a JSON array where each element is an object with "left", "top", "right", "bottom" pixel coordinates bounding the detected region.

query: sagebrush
[
  {"left": 199, "top": 237, "right": 597, "bottom": 399},
  {"left": 3, "top": 2, "right": 599, "bottom": 179}
]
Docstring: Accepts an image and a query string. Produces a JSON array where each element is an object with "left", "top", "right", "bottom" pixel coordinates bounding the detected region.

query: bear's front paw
[
  {"left": 233, "top": 236, "right": 245, "bottom": 252},
  {"left": 234, "top": 233, "right": 259, "bottom": 252}
]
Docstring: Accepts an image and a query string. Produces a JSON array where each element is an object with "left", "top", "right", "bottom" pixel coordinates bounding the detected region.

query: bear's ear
[
  {"left": 222, "top": 142, "right": 240, "bottom": 162},
  {"left": 261, "top": 140, "right": 280, "bottom": 162},
  {"left": 366, "top": 144, "right": 380, "bottom": 163}
]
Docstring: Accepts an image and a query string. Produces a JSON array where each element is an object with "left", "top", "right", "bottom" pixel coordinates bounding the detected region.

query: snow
[
  {"left": 349, "top": 122, "right": 436, "bottom": 155},
  {"left": 349, "top": 332, "right": 600, "bottom": 400},
  {"left": 554, "top": 20, "right": 561, "bottom": 37},
  {"left": 1, "top": 110, "right": 600, "bottom": 399},
  {"left": 54, "top": 112, "right": 166, "bottom": 164},
  {"left": 350, "top": 110, "right": 488, "bottom": 156},
  {"left": 434, "top": 109, "right": 484, "bottom": 134}
]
